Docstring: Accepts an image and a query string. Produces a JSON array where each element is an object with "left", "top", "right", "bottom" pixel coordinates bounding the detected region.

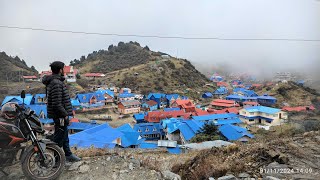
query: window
[
  {"left": 145, "top": 128, "right": 149, "bottom": 132},
  {"left": 153, "top": 128, "right": 157, "bottom": 132},
  {"left": 37, "top": 97, "right": 43, "bottom": 102},
  {"left": 249, "top": 119, "right": 254, "bottom": 122},
  {"left": 250, "top": 112, "right": 254, "bottom": 115},
  {"left": 83, "top": 96, "right": 86, "bottom": 100},
  {"left": 138, "top": 129, "right": 142, "bottom": 132},
  {"left": 242, "top": 111, "right": 246, "bottom": 114}
]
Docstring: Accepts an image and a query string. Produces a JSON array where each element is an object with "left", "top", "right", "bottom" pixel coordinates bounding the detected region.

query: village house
[
  {"left": 32, "top": 94, "right": 46, "bottom": 104},
  {"left": 165, "top": 94, "right": 180, "bottom": 105},
  {"left": 192, "top": 113, "right": 242, "bottom": 125},
  {"left": 213, "top": 87, "right": 228, "bottom": 96},
  {"left": 1, "top": 94, "right": 33, "bottom": 106},
  {"left": 64, "top": 66, "right": 78, "bottom": 82},
  {"left": 119, "top": 88, "right": 132, "bottom": 94},
  {"left": 26, "top": 105, "right": 47, "bottom": 119},
  {"left": 239, "top": 106, "right": 288, "bottom": 126},
  {"left": 243, "top": 101, "right": 260, "bottom": 108},
  {"left": 256, "top": 94, "right": 277, "bottom": 106},
  {"left": 216, "top": 82, "right": 229, "bottom": 87},
  {"left": 226, "top": 94, "right": 258, "bottom": 103},
  {"left": 171, "top": 99, "right": 196, "bottom": 113},
  {"left": 133, "top": 113, "right": 146, "bottom": 123},
  {"left": 133, "top": 123, "right": 165, "bottom": 140},
  {"left": 233, "top": 88, "right": 258, "bottom": 97},
  {"left": 118, "top": 93, "right": 135, "bottom": 102},
  {"left": 22, "top": 75, "right": 38, "bottom": 82},
  {"left": 144, "top": 110, "right": 189, "bottom": 123},
  {"left": 75, "top": 93, "right": 106, "bottom": 111},
  {"left": 141, "top": 100, "right": 158, "bottom": 111},
  {"left": 148, "top": 93, "right": 167, "bottom": 108},
  {"left": 118, "top": 100, "right": 141, "bottom": 115},
  {"left": 210, "top": 99, "right": 240, "bottom": 110},
  {"left": 282, "top": 105, "right": 316, "bottom": 112},
  {"left": 202, "top": 92, "right": 213, "bottom": 98},
  {"left": 219, "top": 124, "right": 254, "bottom": 142},
  {"left": 96, "top": 89, "right": 114, "bottom": 104}
]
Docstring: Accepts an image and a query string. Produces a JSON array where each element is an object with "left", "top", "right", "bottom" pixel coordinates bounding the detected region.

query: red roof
[
  {"left": 207, "top": 107, "right": 239, "bottom": 114},
  {"left": 172, "top": 100, "right": 195, "bottom": 109},
  {"left": 210, "top": 99, "right": 240, "bottom": 108},
  {"left": 217, "top": 82, "right": 228, "bottom": 87},
  {"left": 145, "top": 110, "right": 190, "bottom": 123},
  {"left": 194, "top": 108, "right": 210, "bottom": 116},
  {"left": 282, "top": 106, "right": 316, "bottom": 112},
  {"left": 145, "top": 100, "right": 158, "bottom": 106},
  {"left": 84, "top": 73, "right": 105, "bottom": 77},
  {"left": 22, "top": 75, "right": 37, "bottom": 79},
  {"left": 64, "top": 66, "right": 72, "bottom": 73},
  {"left": 70, "top": 118, "right": 80, "bottom": 123},
  {"left": 243, "top": 101, "right": 259, "bottom": 106},
  {"left": 224, "top": 108, "right": 239, "bottom": 114}
]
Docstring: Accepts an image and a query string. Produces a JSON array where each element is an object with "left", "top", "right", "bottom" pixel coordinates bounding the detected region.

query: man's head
[{"left": 50, "top": 61, "right": 65, "bottom": 75}]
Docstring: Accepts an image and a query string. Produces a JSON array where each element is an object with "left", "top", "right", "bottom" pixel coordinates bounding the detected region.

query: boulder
[
  {"left": 217, "top": 175, "right": 238, "bottom": 180},
  {"left": 79, "top": 165, "right": 90, "bottom": 173},
  {"left": 238, "top": 173, "right": 250, "bottom": 178},
  {"left": 162, "top": 170, "right": 181, "bottom": 180}
]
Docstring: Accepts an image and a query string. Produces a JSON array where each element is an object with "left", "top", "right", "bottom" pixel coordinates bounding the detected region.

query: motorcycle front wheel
[{"left": 21, "top": 144, "right": 66, "bottom": 180}]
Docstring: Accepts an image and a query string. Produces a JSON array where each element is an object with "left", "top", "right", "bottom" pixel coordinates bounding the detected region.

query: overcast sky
[{"left": 0, "top": 0, "right": 319, "bottom": 78}]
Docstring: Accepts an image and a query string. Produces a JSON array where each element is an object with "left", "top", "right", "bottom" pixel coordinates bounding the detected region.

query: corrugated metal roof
[
  {"left": 118, "top": 93, "right": 135, "bottom": 98},
  {"left": 245, "top": 106, "right": 281, "bottom": 114},
  {"left": 71, "top": 99, "right": 81, "bottom": 106},
  {"left": 219, "top": 124, "right": 254, "bottom": 141},
  {"left": 139, "top": 142, "right": 158, "bottom": 149},
  {"left": 2, "top": 95, "right": 33, "bottom": 106},
  {"left": 119, "top": 100, "right": 141, "bottom": 106},
  {"left": 192, "top": 113, "right": 238, "bottom": 121},
  {"left": 167, "top": 147, "right": 181, "bottom": 154},
  {"left": 69, "top": 123, "right": 123, "bottom": 148},
  {"left": 26, "top": 105, "right": 47, "bottom": 117},
  {"left": 68, "top": 122, "right": 99, "bottom": 130},
  {"left": 133, "top": 113, "right": 145, "bottom": 120},
  {"left": 179, "top": 123, "right": 196, "bottom": 141}
]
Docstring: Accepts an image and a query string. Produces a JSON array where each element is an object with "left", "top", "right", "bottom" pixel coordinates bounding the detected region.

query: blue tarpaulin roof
[
  {"left": 116, "top": 124, "right": 145, "bottom": 148},
  {"left": 165, "top": 94, "right": 180, "bottom": 101},
  {"left": 214, "top": 118, "right": 243, "bottom": 125},
  {"left": 178, "top": 123, "right": 196, "bottom": 141},
  {"left": 219, "top": 124, "right": 254, "bottom": 141}
]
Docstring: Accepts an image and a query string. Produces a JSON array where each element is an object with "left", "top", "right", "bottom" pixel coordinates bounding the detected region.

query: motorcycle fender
[{"left": 39, "top": 139, "right": 57, "bottom": 145}]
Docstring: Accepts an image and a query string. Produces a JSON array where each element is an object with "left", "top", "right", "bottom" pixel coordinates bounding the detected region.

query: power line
[{"left": 0, "top": 25, "right": 320, "bottom": 42}]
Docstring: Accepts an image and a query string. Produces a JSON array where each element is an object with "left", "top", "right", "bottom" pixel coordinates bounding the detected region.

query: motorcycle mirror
[{"left": 21, "top": 90, "right": 26, "bottom": 99}]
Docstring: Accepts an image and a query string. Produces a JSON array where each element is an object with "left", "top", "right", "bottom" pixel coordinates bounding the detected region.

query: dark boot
[{"left": 66, "top": 154, "right": 81, "bottom": 162}]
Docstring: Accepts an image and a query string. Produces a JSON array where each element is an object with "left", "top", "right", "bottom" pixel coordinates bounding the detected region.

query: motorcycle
[{"left": 0, "top": 90, "right": 65, "bottom": 180}]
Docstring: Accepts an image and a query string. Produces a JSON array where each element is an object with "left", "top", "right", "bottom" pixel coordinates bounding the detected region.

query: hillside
[
  {"left": 256, "top": 81, "right": 319, "bottom": 108},
  {"left": 0, "top": 52, "right": 38, "bottom": 82},
  {"left": 71, "top": 42, "right": 152, "bottom": 73},
  {"left": 73, "top": 42, "right": 213, "bottom": 99}
]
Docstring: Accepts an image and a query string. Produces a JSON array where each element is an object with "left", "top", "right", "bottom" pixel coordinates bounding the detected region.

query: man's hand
[{"left": 64, "top": 116, "right": 71, "bottom": 126}]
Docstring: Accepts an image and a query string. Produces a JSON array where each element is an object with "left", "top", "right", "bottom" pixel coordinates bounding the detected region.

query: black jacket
[{"left": 42, "top": 74, "right": 73, "bottom": 119}]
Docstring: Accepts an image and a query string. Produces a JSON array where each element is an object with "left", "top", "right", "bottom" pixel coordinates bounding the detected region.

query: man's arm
[{"left": 51, "top": 83, "right": 68, "bottom": 117}]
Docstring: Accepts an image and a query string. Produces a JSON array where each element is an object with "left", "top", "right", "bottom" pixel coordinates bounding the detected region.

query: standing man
[{"left": 42, "top": 61, "right": 81, "bottom": 162}]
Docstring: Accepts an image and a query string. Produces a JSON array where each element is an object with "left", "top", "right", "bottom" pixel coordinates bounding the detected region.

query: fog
[{"left": 0, "top": 0, "right": 319, "bottom": 79}]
